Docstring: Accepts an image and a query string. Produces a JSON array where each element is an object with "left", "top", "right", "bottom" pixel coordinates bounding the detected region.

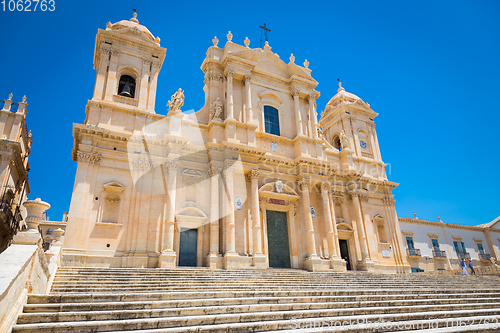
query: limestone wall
[{"left": 0, "top": 243, "right": 61, "bottom": 332}]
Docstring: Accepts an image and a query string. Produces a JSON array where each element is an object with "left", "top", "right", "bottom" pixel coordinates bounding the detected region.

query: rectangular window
[
  {"left": 431, "top": 239, "right": 440, "bottom": 251},
  {"left": 406, "top": 236, "right": 415, "bottom": 250},
  {"left": 264, "top": 106, "right": 280, "bottom": 136},
  {"left": 453, "top": 241, "right": 460, "bottom": 253},
  {"left": 477, "top": 243, "right": 485, "bottom": 254},
  {"left": 460, "top": 242, "right": 466, "bottom": 253}
]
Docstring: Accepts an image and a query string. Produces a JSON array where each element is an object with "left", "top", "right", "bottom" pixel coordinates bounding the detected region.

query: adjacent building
[
  {"left": 0, "top": 94, "right": 31, "bottom": 253},
  {"left": 399, "top": 215, "right": 500, "bottom": 272}
]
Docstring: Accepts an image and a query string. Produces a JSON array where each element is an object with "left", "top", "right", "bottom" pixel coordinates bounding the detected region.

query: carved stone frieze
[{"left": 77, "top": 151, "right": 102, "bottom": 165}]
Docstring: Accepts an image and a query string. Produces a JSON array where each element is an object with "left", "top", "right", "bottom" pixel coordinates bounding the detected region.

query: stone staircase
[{"left": 11, "top": 267, "right": 500, "bottom": 332}]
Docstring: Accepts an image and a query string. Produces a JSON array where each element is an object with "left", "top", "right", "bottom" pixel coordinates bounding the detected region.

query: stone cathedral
[{"left": 63, "top": 13, "right": 411, "bottom": 274}]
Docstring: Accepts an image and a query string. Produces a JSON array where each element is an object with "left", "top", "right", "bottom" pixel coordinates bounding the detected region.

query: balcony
[
  {"left": 457, "top": 252, "right": 471, "bottom": 260},
  {"left": 480, "top": 254, "right": 491, "bottom": 261},
  {"left": 407, "top": 248, "right": 421, "bottom": 257},
  {"left": 433, "top": 250, "right": 447, "bottom": 258},
  {"left": 0, "top": 200, "right": 21, "bottom": 235}
]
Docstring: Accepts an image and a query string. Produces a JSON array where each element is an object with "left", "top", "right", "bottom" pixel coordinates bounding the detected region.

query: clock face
[{"left": 360, "top": 140, "right": 367, "bottom": 149}]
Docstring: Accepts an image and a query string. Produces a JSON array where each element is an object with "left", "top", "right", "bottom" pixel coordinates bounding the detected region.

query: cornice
[
  {"left": 398, "top": 217, "right": 489, "bottom": 232},
  {"left": 86, "top": 99, "right": 164, "bottom": 121}
]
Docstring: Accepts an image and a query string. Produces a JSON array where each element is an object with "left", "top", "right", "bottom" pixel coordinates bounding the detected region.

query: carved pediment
[
  {"left": 102, "top": 181, "right": 126, "bottom": 194},
  {"left": 182, "top": 168, "right": 204, "bottom": 182},
  {"left": 259, "top": 181, "right": 299, "bottom": 200}
]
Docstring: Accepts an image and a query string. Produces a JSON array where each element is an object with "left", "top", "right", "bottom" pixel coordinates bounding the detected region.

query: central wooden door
[
  {"left": 179, "top": 228, "right": 197, "bottom": 267},
  {"left": 266, "top": 210, "right": 291, "bottom": 268}
]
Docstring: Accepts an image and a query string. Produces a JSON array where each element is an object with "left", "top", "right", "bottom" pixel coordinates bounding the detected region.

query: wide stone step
[
  {"left": 17, "top": 299, "right": 500, "bottom": 324},
  {"left": 29, "top": 289, "right": 500, "bottom": 304},
  {"left": 48, "top": 284, "right": 496, "bottom": 293},
  {"left": 112, "top": 314, "right": 500, "bottom": 332},
  {"left": 12, "top": 307, "right": 500, "bottom": 332},
  {"left": 23, "top": 293, "right": 500, "bottom": 313}
]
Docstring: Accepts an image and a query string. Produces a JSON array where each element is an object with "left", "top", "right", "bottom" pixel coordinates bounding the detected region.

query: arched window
[
  {"left": 333, "top": 135, "right": 341, "bottom": 151},
  {"left": 118, "top": 75, "right": 136, "bottom": 98},
  {"left": 264, "top": 106, "right": 280, "bottom": 136}
]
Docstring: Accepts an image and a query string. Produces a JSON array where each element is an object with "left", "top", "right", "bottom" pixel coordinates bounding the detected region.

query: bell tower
[
  {"left": 91, "top": 12, "right": 166, "bottom": 113},
  {"left": 319, "top": 82, "right": 386, "bottom": 180}
]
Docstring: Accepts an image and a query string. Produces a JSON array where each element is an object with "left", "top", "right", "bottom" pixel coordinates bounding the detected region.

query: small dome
[
  {"left": 106, "top": 12, "right": 160, "bottom": 45},
  {"left": 326, "top": 82, "right": 361, "bottom": 107}
]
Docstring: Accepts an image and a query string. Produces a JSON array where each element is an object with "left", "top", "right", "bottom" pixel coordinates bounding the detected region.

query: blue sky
[{"left": 1, "top": 0, "right": 499, "bottom": 225}]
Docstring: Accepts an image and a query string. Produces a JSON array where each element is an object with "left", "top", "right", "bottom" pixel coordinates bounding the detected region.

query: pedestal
[
  {"left": 224, "top": 252, "right": 240, "bottom": 270},
  {"left": 330, "top": 257, "right": 347, "bottom": 272},
  {"left": 206, "top": 253, "right": 222, "bottom": 269},
  {"left": 158, "top": 251, "right": 177, "bottom": 268},
  {"left": 12, "top": 230, "right": 41, "bottom": 245},
  {"left": 303, "top": 255, "right": 323, "bottom": 272},
  {"left": 252, "top": 253, "right": 267, "bottom": 269},
  {"left": 356, "top": 259, "right": 375, "bottom": 272}
]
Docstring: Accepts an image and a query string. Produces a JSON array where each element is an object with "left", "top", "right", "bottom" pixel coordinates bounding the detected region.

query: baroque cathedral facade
[{"left": 63, "top": 13, "right": 411, "bottom": 273}]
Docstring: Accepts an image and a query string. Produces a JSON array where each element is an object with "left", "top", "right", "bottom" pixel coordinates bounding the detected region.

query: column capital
[
  {"left": 210, "top": 165, "right": 222, "bottom": 177},
  {"left": 298, "top": 177, "right": 310, "bottom": 191},
  {"left": 347, "top": 189, "right": 361, "bottom": 199},
  {"left": 225, "top": 70, "right": 234, "bottom": 79},
  {"left": 243, "top": 74, "right": 251, "bottom": 84},
  {"left": 222, "top": 166, "right": 236, "bottom": 178},
  {"left": 318, "top": 181, "right": 330, "bottom": 193},
  {"left": 307, "top": 92, "right": 319, "bottom": 102},
  {"left": 164, "top": 160, "right": 180, "bottom": 173},
  {"left": 291, "top": 89, "right": 300, "bottom": 98},
  {"left": 383, "top": 196, "right": 396, "bottom": 206},
  {"left": 246, "top": 169, "right": 260, "bottom": 182}
]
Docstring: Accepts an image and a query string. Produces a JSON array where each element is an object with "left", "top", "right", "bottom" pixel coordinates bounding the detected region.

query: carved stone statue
[
  {"left": 317, "top": 127, "right": 325, "bottom": 140},
  {"left": 210, "top": 97, "right": 223, "bottom": 120},
  {"left": 339, "top": 130, "right": 350, "bottom": 150},
  {"left": 167, "top": 88, "right": 184, "bottom": 112}
]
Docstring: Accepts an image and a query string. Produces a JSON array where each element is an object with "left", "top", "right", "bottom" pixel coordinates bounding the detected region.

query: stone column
[
  {"left": 223, "top": 167, "right": 239, "bottom": 269},
  {"left": 349, "top": 190, "right": 373, "bottom": 271},
  {"left": 329, "top": 194, "right": 341, "bottom": 258},
  {"left": 226, "top": 71, "right": 234, "bottom": 119},
  {"left": 223, "top": 167, "right": 236, "bottom": 253},
  {"left": 308, "top": 94, "right": 318, "bottom": 138},
  {"left": 244, "top": 75, "right": 253, "bottom": 123},
  {"left": 299, "top": 178, "right": 316, "bottom": 257},
  {"left": 249, "top": 171, "right": 262, "bottom": 253},
  {"left": 293, "top": 90, "right": 303, "bottom": 136},
  {"left": 158, "top": 160, "right": 179, "bottom": 268},
  {"left": 320, "top": 182, "right": 335, "bottom": 257},
  {"left": 209, "top": 167, "right": 220, "bottom": 255},
  {"left": 249, "top": 170, "right": 266, "bottom": 268},
  {"left": 299, "top": 177, "right": 322, "bottom": 271}
]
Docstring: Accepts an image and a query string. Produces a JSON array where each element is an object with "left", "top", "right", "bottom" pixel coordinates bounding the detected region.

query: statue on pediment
[
  {"left": 167, "top": 88, "right": 184, "bottom": 112},
  {"left": 210, "top": 97, "right": 223, "bottom": 120},
  {"left": 340, "top": 130, "right": 350, "bottom": 150}
]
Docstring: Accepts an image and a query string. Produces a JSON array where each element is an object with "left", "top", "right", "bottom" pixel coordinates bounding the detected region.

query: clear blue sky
[{"left": 1, "top": 0, "right": 499, "bottom": 225}]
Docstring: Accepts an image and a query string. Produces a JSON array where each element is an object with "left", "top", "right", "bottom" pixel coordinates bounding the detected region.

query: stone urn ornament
[{"left": 23, "top": 198, "right": 51, "bottom": 232}]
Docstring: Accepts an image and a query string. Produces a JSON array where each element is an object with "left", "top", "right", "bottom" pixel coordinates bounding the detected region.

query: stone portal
[
  {"left": 179, "top": 228, "right": 197, "bottom": 267},
  {"left": 339, "top": 239, "right": 351, "bottom": 270},
  {"left": 266, "top": 210, "right": 291, "bottom": 268}
]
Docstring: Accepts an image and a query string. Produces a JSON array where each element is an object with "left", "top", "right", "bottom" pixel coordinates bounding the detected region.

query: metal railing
[
  {"left": 457, "top": 252, "right": 471, "bottom": 260},
  {"left": 407, "top": 248, "right": 421, "bottom": 257},
  {"left": 0, "top": 200, "right": 21, "bottom": 234},
  {"left": 433, "top": 250, "right": 447, "bottom": 258},
  {"left": 480, "top": 254, "right": 491, "bottom": 261}
]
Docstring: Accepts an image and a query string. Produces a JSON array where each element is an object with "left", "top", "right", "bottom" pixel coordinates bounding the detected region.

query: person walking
[
  {"left": 460, "top": 258, "right": 469, "bottom": 276},
  {"left": 468, "top": 261, "right": 476, "bottom": 275}
]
